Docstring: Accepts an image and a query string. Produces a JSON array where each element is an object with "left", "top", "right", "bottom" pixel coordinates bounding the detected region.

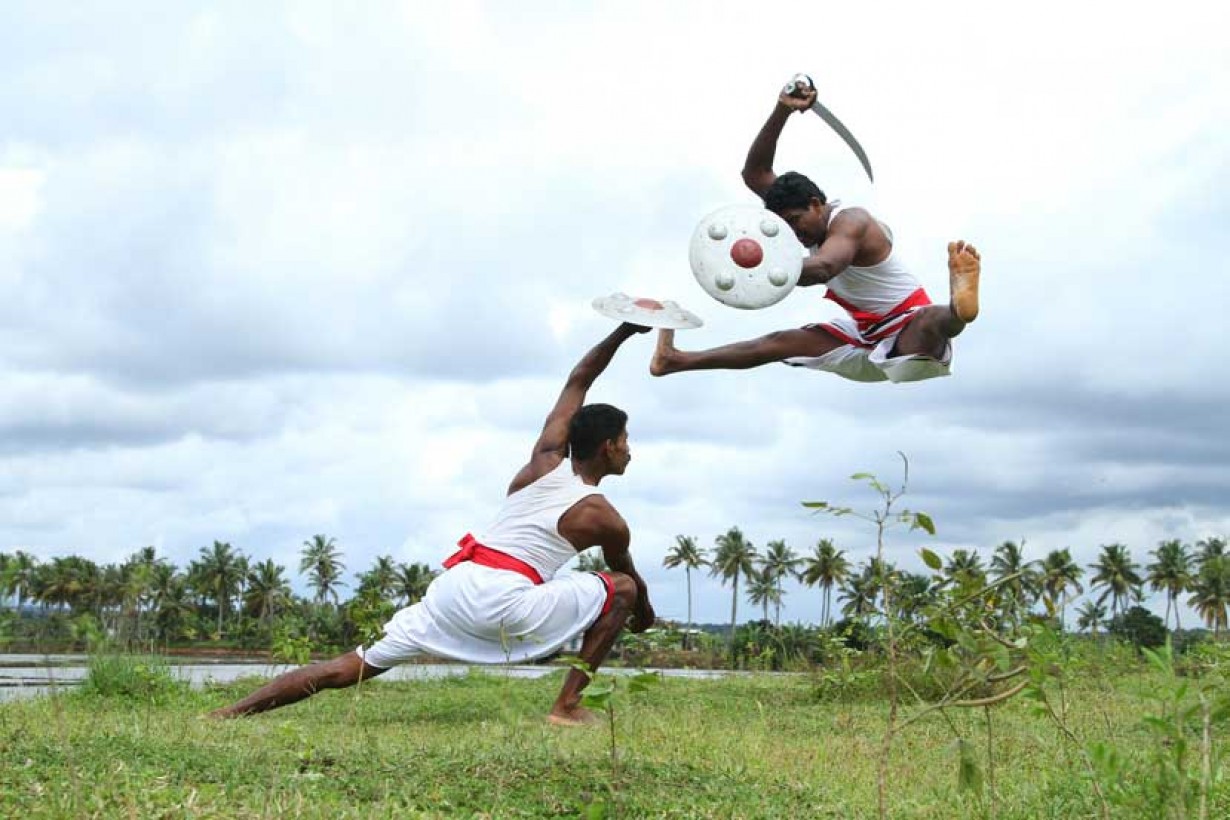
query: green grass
[{"left": 0, "top": 663, "right": 1226, "bottom": 818}]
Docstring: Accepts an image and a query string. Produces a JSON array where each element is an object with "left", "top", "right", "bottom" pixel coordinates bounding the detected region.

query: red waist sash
[
  {"left": 824, "top": 286, "right": 933, "bottom": 334},
  {"left": 442, "top": 533, "right": 545, "bottom": 585}
]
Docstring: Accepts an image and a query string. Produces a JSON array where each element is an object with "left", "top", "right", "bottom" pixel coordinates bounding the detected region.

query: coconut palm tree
[
  {"left": 109, "top": 562, "right": 138, "bottom": 642},
  {"left": 300, "top": 534, "right": 346, "bottom": 606},
  {"left": 1187, "top": 556, "right": 1229, "bottom": 640},
  {"left": 1195, "top": 537, "right": 1226, "bottom": 568},
  {"left": 1075, "top": 599, "right": 1107, "bottom": 637},
  {"left": 245, "top": 559, "right": 293, "bottom": 624},
  {"left": 761, "top": 540, "right": 800, "bottom": 626},
  {"left": 148, "top": 563, "right": 194, "bottom": 644},
  {"left": 1089, "top": 543, "right": 1143, "bottom": 620},
  {"left": 33, "top": 555, "right": 100, "bottom": 614},
  {"left": 990, "top": 540, "right": 1038, "bottom": 628},
  {"left": 662, "top": 535, "right": 707, "bottom": 648},
  {"left": 233, "top": 554, "right": 250, "bottom": 616},
  {"left": 839, "top": 562, "right": 878, "bottom": 622},
  {"left": 1146, "top": 539, "right": 1193, "bottom": 633},
  {"left": 356, "top": 555, "right": 399, "bottom": 599},
  {"left": 394, "top": 562, "right": 436, "bottom": 606},
  {"left": 943, "top": 549, "right": 987, "bottom": 589},
  {"left": 0, "top": 552, "right": 10, "bottom": 609},
  {"left": 7, "top": 551, "right": 39, "bottom": 613},
  {"left": 1039, "top": 548, "right": 1084, "bottom": 629},
  {"left": 710, "top": 527, "right": 757, "bottom": 643},
  {"left": 196, "top": 541, "right": 245, "bottom": 638},
  {"left": 746, "top": 567, "right": 780, "bottom": 623},
  {"left": 119, "top": 547, "right": 162, "bottom": 643},
  {"left": 799, "top": 539, "right": 849, "bottom": 628}
]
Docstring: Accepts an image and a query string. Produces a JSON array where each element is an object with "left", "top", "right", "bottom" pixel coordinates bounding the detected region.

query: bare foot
[
  {"left": 205, "top": 707, "right": 237, "bottom": 720},
  {"left": 948, "top": 240, "right": 981, "bottom": 323},
  {"left": 547, "top": 707, "right": 601, "bottom": 728},
  {"left": 649, "top": 329, "right": 678, "bottom": 376}
]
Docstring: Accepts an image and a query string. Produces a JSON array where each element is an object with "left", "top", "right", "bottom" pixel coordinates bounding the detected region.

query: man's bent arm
[
  {"left": 742, "top": 103, "right": 792, "bottom": 196},
  {"left": 798, "top": 212, "right": 868, "bottom": 286},
  {"left": 603, "top": 542, "right": 654, "bottom": 633},
  {"left": 743, "top": 88, "right": 816, "bottom": 197}
]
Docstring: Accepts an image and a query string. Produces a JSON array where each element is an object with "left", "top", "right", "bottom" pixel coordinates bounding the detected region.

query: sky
[{"left": 1, "top": 1, "right": 1227, "bottom": 627}]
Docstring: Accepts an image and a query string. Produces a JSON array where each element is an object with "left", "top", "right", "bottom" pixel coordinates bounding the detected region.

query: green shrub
[
  {"left": 1107, "top": 606, "right": 1168, "bottom": 651},
  {"left": 79, "top": 654, "right": 186, "bottom": 701},
  {"left": 1175, "top": 638, "right": 1230, "bottom": 678}
]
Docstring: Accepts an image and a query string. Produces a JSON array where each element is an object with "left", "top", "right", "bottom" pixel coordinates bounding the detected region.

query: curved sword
[{"left": 783, "top": 73, "right": 875, "bottom": 183}]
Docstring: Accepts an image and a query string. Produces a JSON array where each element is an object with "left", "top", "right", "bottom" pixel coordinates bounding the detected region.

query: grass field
[{"left": 0, "top": 658, "right": 1226, "bottom": 818}]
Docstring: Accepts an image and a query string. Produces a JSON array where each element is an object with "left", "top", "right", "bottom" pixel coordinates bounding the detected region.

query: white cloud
[{"left": 0, "top": 168, "right": 43, "bottom": 231}]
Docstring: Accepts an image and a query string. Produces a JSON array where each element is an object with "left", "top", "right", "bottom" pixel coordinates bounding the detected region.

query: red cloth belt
[
  {"left": 442, "top": 533, "right": 545, "bottom": 585},
  {"left": 824, "top": 286, "right": 933, "bottom": 334}
]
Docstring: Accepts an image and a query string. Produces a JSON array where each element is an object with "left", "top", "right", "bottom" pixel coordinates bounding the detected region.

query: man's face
[
  {"left": 776, "top": 198, "right": 826, "bottom": 247},
  {"left": 606, "top": 429, "right": 631, "bottom": 475}
]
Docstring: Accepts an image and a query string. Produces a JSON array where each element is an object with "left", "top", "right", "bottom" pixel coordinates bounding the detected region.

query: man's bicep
[
  {"left": 805, "top": 217, "right": 865, "bottom": 282},
  {"left": 598, "top": 519, "right": 633, "bottom": 570},
  {"left": 816, "top": 229, "right": 861, "bottom": 269}
]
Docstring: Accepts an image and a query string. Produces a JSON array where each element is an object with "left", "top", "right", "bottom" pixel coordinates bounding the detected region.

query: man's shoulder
[
  {"left": 827, "top": 204, "right": 894, "bottom": 257},
  {"left": 566, "top": 494, "right": 627, "bottom": 533},
  {"left": 828, "top": 204, "right": 877, "bottom": 227},
  {"left": 560, "top": 494, "right": 629, "bottom": 551},
  {"left": 570, "top": 493, "right": 622, "bottom": 519}
]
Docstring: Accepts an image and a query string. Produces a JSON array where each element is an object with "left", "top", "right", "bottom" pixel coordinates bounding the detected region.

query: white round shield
[
  {"left": 591, "top": 293, "right": 703, "bottom": 329},
  {"left": 689, "top": 204, "right": 803, "bottom": 309}
]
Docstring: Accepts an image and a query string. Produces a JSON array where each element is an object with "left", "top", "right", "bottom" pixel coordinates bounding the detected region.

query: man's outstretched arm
[
  {"left": 742, "top": 86, "right": 817, "bottom": 196},
  {"left": 507, "top": 323, "right": 647, "bottom": 493}
]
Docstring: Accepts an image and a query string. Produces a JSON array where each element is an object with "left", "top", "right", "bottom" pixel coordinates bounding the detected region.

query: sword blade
[{"left": 809, "top": 99, "right": 874, "bottom": 183}]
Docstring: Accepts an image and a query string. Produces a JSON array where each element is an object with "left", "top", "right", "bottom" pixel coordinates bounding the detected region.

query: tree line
[
  {"left": 4, "top": 531, "right": 1227, "bottom": 654},
  {"left": 0, "top": 535, "right": 438, "bottom": 652},
  {"left": 660, "top": 529, "right": 1230, "bottom": 641}
]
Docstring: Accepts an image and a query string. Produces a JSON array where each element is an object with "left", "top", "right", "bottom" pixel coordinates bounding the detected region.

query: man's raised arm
[
  {"left": 742, "top": 85, "right": 818, "bottom": 196},
  {"left": 507, "top": 323, "right": 647, "bottom": 492}
]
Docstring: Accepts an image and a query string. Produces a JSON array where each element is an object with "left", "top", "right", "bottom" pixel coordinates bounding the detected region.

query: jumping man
[{"left": 651, "top": 82, "right": 981, "bottom": 384}]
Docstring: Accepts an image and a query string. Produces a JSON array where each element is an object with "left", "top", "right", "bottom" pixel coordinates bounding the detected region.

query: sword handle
[{"left": 782, "top": 73, "right": 815, "bottom": 97}]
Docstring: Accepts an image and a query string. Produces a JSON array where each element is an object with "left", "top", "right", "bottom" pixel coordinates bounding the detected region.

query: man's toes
[{"left": 965, "top": 244, "right": 980, "bottom": 261}]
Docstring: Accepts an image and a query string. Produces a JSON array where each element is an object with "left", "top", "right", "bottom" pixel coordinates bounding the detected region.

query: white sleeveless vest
[
  {"left": 819, "top": 203, "right": 927, "bottom": 320},
  {"left": 476, "top": 460, "right": 602, "bottom": 578}
]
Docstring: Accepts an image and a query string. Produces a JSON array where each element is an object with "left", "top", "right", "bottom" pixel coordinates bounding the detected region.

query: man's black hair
[
  {"left": 567, "top": 403, "right": 627, "bottom": 460},
  {"left": 762, "top": 171, "right": 826, "bottom": 214}
]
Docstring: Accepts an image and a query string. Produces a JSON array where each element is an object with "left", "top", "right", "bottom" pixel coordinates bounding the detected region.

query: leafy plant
[
  {"left": 803, "top": 453, "right": 935, "bottom": 819},
  {"left": 271, "top": 622, "right": 314, "bottom": 666},
  {"left": 804, "top": 455, "right": 1044, "bottom": 818},
  {"left": 79, "top": 653, "right": 185, "bottom": 702},
  {"left": 574, "top": 661, "right": 662, "bottom": 815}
]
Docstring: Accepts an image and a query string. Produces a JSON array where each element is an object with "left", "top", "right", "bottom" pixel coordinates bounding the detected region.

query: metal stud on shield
[{"left": 689, "top": 204, "right": 802, "bottom": 309}]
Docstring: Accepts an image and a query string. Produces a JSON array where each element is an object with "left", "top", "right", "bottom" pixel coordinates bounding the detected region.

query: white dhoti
[
  {"left": 783, "top": 309, "right": 952, "bottom": 383},
  {"left": 358, "top": 562, "right": 611, "bottom": 668}
]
